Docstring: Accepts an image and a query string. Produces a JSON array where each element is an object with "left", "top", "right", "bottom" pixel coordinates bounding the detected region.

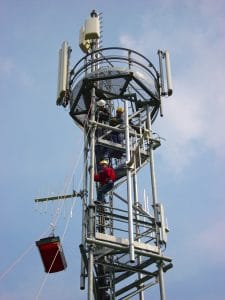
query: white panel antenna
[
  {"left": 85, "top": 15, "right": 100, "bottom": 40},
  {"left": 165, "top": 50, "right": 173, "bottom": 96},
  {"left": 56, "top": 41, "right": 70, "bottom": 105},
  {"left": 156, "top": 203, "right": 169, "bottom": 244},
  {"left": 158, "top": 50, "right": 173, "bottom": 97},
  {"left": 79, "top": 26, "right": 91, "bottom": 53}
]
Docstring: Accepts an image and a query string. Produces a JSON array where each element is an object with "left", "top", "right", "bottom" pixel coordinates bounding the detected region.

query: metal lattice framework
[
  {"left": 40, "top": 10, "right": 175, "bottom": 300},
  {"left": 68, "top": 46, "right": 172, "bottom": 300}
]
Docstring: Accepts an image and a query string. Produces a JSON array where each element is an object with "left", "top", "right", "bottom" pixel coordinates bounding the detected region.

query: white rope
[
  {"left": 0, "top": 105, "right": 92, "bottom": 296},
  {"left": 35, "top": 110, "right": 92, "bottom": 299},
  {"left": 35, "top": 147, "right": 88, "bottom": 299},
  {"left": 47, "top": 104, "right": 92, "bottom": 229},
  {"left": 0, "top": 228, "right": 49, "bottom": 282},
  {"left": 0, "top": 244, "right": 34, "bottom": 282}
]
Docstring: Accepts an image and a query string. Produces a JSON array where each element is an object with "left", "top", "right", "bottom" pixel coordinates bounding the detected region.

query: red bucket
[{"left": 36, "top": 236, "right": 67, "bottom": 273}]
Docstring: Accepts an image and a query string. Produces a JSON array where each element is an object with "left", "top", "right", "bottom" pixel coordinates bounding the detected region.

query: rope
[
  {"left": 0, "top": 244, "right": 34, "bottom": 282},
  {"left": 0, "top": 100, "right": 93, "bottom": 296},
  {"left": 49, "top": 121, "right": 91, "bottom": 229},
  {"left": 35, "top": 152, "right": 87, "bottom": 299},
  {"left": 35, "top": 109, "right": 92, "bottom": 299},
  {"left": 0, "top": 228, "right": 49, "bottom": 283}
]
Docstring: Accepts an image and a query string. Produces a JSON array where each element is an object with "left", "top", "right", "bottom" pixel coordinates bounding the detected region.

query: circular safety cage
[{"left": 69, "top": 47, "right": 160, "bottom": 128}]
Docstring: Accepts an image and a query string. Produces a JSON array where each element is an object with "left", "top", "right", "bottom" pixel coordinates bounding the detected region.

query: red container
[{"left": 36, "top": 236, "right": 67, "bottom": 273}]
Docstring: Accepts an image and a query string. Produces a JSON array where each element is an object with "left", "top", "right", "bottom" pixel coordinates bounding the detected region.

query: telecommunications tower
[{"left": 37, "top": 10, "right": 173, "bottom": 300}]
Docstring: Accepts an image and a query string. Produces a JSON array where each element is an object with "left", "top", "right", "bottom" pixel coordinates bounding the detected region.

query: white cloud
[
  {"left": 0, "top": 56, "right": 34, "bottom": 88},
  {"left": 119, "top": 1, "right": 225, "bottom": 172},
  {"left": 0, "top": 57, "right": 14, "bottom": 76},
  {"left": 197, "top": 216, "right": 225, "bottom": 264}
]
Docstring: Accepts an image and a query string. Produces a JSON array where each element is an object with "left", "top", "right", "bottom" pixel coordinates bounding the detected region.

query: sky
[{"left": 0, "top": 0, "right": 225, "bottom": 299}]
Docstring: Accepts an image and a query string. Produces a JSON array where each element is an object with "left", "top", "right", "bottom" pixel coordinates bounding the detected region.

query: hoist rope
[
  {"left": 35, "top": 104, "right": 93, "bottom": 299},
  {"left": 0, "top": 100, "right": 94, "bottom": 296},
  {"left": 48, "top": 108, "right": 92, "bottom": 230},
  {"left": 0, "top": 227, "right": 50, "bottom": 282},
  {"left": 0, "top": 244, "right": 34, "bottom": 282},
  {"left": 35, "top": 143, "right": 88, "bottom": 299}
]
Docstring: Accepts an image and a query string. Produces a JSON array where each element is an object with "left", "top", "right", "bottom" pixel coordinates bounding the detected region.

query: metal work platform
[{"left": 69, "top": 47, "right": 160, "bottom": 129}]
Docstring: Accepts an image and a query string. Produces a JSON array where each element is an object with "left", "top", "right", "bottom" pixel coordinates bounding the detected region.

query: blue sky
[{"left": 0, "top": 0, "right": 225, "bottom": 299}]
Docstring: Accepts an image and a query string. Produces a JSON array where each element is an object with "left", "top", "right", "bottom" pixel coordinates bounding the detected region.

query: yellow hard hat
[
  {"left": 116, "top": 107, "right": 124, "bottom": 113},
  {"left": 99, "top": 160, "right": 108, "bottom": 165}
]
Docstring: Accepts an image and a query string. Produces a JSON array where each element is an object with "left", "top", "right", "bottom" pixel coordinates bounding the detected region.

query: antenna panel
[
  {"left": 165, "top": 50, "right": 173, "bottom": 96},
  {"left": 79, "top": 26, "right": 91, "bottom": 53},
  {"left": 85, "top": 17, "right": 100, "bottom": 39},
  {"left": 56, "top": 41, "right": 69, "bottom": 105},
  {"left": 156, "top": 203, "right": 169, "bottom": 244}
]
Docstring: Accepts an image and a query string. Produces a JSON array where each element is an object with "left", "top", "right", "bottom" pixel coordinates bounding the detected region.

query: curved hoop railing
[{"left": 69, "top": 47, "right": 159, "bottom": 89}]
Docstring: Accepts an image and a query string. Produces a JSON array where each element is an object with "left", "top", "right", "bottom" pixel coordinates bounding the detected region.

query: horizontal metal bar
[
  {"left": 115, "top": 273, "right": 155, "bottom": 297},
  {"left": 86, "top": 237, "right": 172, "bottom": 262},
  {"left": 97, "top": 261, "right": 153, "bottom": 276},
  {"left": 119, "top": 280, "right": 157, "bottom": 300},
  {"left": 34, "top": 190, "right": 82, "bottom": 202},
  {"left": 115, "top": 262, "right": 172, "bottom": 297},
  {"left": 114, "top": 257, "right": 155, "bottom": 284}
]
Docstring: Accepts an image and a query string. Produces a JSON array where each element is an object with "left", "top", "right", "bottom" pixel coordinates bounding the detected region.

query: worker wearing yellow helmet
[
  {"left": 116, "top": 107, "right": 124, "bottom": 113},
  {"left": 99, "top": 160, "right": 108, "bottom": 165},
  {"left": 94, "top": 160, "right": 116, "bottom": 204},
  {"left": 109, "top": 106, "right": 124, "bottom": 145}
]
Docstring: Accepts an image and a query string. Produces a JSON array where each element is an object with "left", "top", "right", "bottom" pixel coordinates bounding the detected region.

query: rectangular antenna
[
  {"left": 85, "top": 16, "right": 100, "bottom": 39},
  {"left": 156, "top": 203, "right": 169, "bottom": 244},
  {"left": 165, "top": 50, "right": 173, "bottom": 96},
  {"left": 56, "top": 41, "right": 70, "bottom": 105}
]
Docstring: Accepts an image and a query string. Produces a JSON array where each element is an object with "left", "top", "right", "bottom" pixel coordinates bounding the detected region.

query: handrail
[{"left": 70, "top": 47, "right": 158, "bottom": 88}]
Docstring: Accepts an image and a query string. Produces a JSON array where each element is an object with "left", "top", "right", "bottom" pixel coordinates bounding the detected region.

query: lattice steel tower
[{"left": 56, "top": 10, "right": 173, "bottom": 300}]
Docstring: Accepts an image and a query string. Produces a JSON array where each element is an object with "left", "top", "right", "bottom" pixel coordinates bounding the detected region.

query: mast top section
[{"left": 56, "top": 10, "right": 173, "bottom": 127}]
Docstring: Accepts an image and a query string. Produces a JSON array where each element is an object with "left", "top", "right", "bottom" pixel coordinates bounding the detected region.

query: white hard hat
[{"left": 97, "top": 99, "right": 106, "bottom": 107}]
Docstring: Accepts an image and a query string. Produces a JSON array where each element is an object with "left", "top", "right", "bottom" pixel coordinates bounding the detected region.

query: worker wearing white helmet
[
  {"left": 97, "top": 99, "right": 106, "bottom": 107},
  {"left": 96, "top": 99, "right": 110, "bottom": 123},
  {"left": 95, "top": 100, "right": 110, "bottom": 167}
]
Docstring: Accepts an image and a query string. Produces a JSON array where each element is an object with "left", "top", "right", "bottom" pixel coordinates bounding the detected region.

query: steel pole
[
  {"left": 80, "top": 128, "right": 88, "bottom": 290},
  {"left": 133, "top": 172, "right": 144, "bottom": 300},
  {"left": 158, "top": 262, "right": 166, "bottom": 300},
  {"left": 87, "top": 85, "right": 97, "bottom": 300},
  {"left": 146, "top": 105, "right": 166, "bottom": 300},
  {"left": 87, "top": 32, "right": 98, "bottom": 298},
  {"left": 124, "top": 100, "right": 135, "bottom": 262},
  {"left": 87, "top": 246, "right": 94, "bottom": 300}
]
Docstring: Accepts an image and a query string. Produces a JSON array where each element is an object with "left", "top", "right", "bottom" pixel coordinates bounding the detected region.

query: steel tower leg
[
  {"left": 80, "top": 129, "right": 88, "bottom": 290},
  {"left": 146, "top": 105, "right": 166, "bottom": 300},
  {"left": 133, "top": 172, "right": 144, "bottom": 300},
  {"left": 88, "top": 246, "right": 94, "bottom": 300},
  {"left": 87, "top": 85, "right": 97, "bottom": 300},
  {"left": 158, "top": 263, "right": 166, "bottom": 300},
  {"left": 124, "top": 100, "right": 135, "bottom": 262}
]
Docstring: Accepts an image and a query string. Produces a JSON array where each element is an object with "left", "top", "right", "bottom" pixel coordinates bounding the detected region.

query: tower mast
[{"left": 55, "top": 9, "right": 173, "bottom": 300}]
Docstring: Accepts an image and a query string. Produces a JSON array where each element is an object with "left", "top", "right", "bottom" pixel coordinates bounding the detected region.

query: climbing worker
[
  {"left": 94, "top": 160, "right": 116, "bottom": 204},
  {"left": 95, "top": 99, "right": 110, "bottom": 168},
  {"left": 110, "top": 107, "right": 124, "bottom": 144},
  {"left": 96, "top": 99, "right": 110, "bottom": 123}
]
